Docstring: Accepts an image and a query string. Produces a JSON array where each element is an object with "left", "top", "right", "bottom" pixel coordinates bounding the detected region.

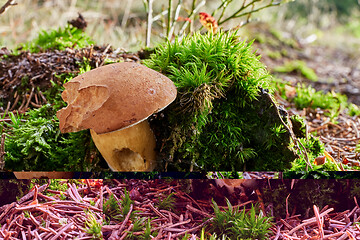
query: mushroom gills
[{"left": 90, "top": 120, "right": 156, "bottom": 171}]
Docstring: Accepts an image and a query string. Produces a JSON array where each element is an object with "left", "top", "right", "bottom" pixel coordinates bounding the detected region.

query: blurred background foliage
[{"left": 0, "top": 0, "right": 359, "bottom": 51}]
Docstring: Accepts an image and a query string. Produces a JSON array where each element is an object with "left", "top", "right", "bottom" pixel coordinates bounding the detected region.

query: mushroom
[{"left": 56, "top": 62, "right": 177, "bottom": 171}]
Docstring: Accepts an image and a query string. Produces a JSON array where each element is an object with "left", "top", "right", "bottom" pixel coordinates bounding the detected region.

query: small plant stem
[
  {"left": 218, "top": 0, "right": 279, "bottom": 25},
  {"left": 146, "top": 0, "right": 154, "bottom": 47},
  {"left": 178, "top": 0, "right": 206, "bottom": 38},
  {"left": 210, "top": 0, "right": 226, "bottom": 18},
  {"left": 218, "top": 0, "right": 254, "bottom": 25},
  {"left": 190, "top": 0, "right": 197, "bottom": 32},
  {"left": 212, "top": 0, "right": 235, "bottom": 25},
  {"left": 121, "top": 0, "right": 133, "bottom": 27},
  {"left": 167, "top": 0, "right": 173, "bottom": 39},
  {"left": 0, "top": 134, "right": 5, "bottom": 170},
  {"left": 246, "top": 2, "right": 255, "bottom": 22},
  {"left": 172, "top": 218, "right": 213, "bottom": 237},
  {"left": 168, "top": 0, "right": 183, "bottom": 39},
  {"left": 218, "top": 2, "right": 229, "bottom": 24}
]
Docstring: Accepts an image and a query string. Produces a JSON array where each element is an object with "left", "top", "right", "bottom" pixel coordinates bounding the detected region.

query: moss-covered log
[{"left": 145, "top": 31, "right": 300, "bottom": 171}]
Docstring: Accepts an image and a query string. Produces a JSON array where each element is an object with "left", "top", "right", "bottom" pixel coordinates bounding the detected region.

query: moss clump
[
  {"left": 3, "top": 104, "right": 100, "bottom": 171},
  {"left": 145, "top": 30, "right": 299, "bottom": 171},
  {"left": 292, "top": 84, "right": 357, "bottom": 119},
  {"left": 273, "top": 60, "right": 318, "bottom": 82},
  {"left": 19, "top": 24, "right": 94, "bottom": 53}
]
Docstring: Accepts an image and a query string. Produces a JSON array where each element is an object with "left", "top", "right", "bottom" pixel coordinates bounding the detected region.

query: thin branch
[
  {"left": 121, "top": 0, "right": 133, "bottom": 27},
  {"left": 146, "top": 0, "right": 154, "bottom": 47},
  {"left": 167, "top": 0, "right": 173, "bottom": 39},
  {"left": 168, "top": 0, "right": 183, "bottom": 39},
  {"left": 0, "top": 0, "right": 17, "bottom": 15},
  {"left": 0, "top": 134, "right": 5, "bottom": 171},
  {"left": 219, "top": 0, "right": 279, "bottom": 25},
  {"left": 178, "top": 0, "right": 206, "bottom": 38}
]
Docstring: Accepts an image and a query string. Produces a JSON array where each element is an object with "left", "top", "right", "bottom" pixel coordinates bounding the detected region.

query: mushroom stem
[{"left": 90, "top": 120, "right": 157, "bottom": 171}]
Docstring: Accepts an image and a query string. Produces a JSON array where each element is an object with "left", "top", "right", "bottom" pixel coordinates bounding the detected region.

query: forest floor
[
  {"left": 250, "top": 24, "right": 360, "bottom": 167},
  {"left": 1, "top": 23, "right": 359, "bottom": 172},
  {"left": 2, "top": 179, "right": 360, "bottom": 239}
]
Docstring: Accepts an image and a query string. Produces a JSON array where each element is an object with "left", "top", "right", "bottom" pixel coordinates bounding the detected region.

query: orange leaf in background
[
  {"left": 199, "top": 12, "right": 218, "bottom": 33},
  {"left": 177, "top": 16, "right": 192, "bottom": 23}
]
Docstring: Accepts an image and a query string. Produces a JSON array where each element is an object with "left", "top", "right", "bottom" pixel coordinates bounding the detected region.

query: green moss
[
  {"left": 145, "top": 30, "right": 299, "bottom": 171},
  {"left": 348, "top": 103, "right": 360, "bottom": 116},
  {"left": 285, "top": 115, "right": 343, "bottom": 172},
  {"left": 3, "top": 104, "right": 100, "bottom": 171},
  {"left": 273, "top": 60, "right": 318, "bottom": 82},
  {"left": 18, "top": 24, "right": 94, "bottom": 53},
  {"left": 210, "top": 200, "right": 273, "bottom": 239},
  {"left": 266, "top": 50, "right": 282, "bottom": 60},
  {"left": 273, "top": 78, "right": 359, "bottom": 119},
  {"left": 293, "top": 84, "right": 348, "bottom": 119}
]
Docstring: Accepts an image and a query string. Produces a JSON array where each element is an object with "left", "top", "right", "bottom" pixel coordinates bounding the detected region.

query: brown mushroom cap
[{"left": 56, "top": 62, "right": 177, "bottom": 134}]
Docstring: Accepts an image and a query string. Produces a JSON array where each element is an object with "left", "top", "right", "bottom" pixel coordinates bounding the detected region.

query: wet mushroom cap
[{"left": 56, "top": 62, "right": 177, "bottom": 134}]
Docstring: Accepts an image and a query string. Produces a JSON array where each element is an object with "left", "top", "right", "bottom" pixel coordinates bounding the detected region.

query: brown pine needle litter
[
  {"left": 0, "top": 180, "right": 103, "bottom": 239},
  {"left": 273, "top": 199, "right": 360, "bottom": 240},
  {"left": 2, "top": 179, "right": 360, "bottom": 239}
]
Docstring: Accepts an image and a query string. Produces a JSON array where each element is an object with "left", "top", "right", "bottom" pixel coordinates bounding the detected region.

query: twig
[
  {"left": 119, "top": 223, "right": 133, "bottom": 240},
  {"left": 166, "top": 0, "right": 173, "bottom": 39},
  {"left": 172, "top": 218, "right": 213, "bottom": 237},
  {"left": 0, "top": 0, "right": 17, "bottom": 15},
  {"left": 178, "top": 0, "right": 206, "bottom": 38},
  {"left": 109, "top": 204, "right": 133, "bottom": 239},
  {"left": 273, "top": 224, "right": 282, "bottom": 240},
  {"left": 149, "top": 203, "right": 166, "bottom": 219},
  {"left": 121, "top": 0, "right": 133, "bottom": 27},
  {"left": 313, "top": 205, "right": 324, "bottom": 240},
  {"left": 0, "top": 134, "right": 5, "bottom": 170},
  {"left": 22, "top": 87, "right": 35, "bottom": 111},
  {"left": 218, "top": 0, "right": 279, "bottom": 25},
  {"left": 49, "top": 221, "right": 74, "bottom": 240},
  {"left": 146, "top": 0, "right": 154, "bottom": 47},
  {"left": 186, "top": 205, "right": 212, "bottom": 218},
  {"left": 18, "top": 184, "right": 48, "bottom": 204},
  {"left": 168, "top": 0, "right": 183, "bottom": 39},
  {"left": 152, "top": 219, "right": 191, "bottom": 232}
]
